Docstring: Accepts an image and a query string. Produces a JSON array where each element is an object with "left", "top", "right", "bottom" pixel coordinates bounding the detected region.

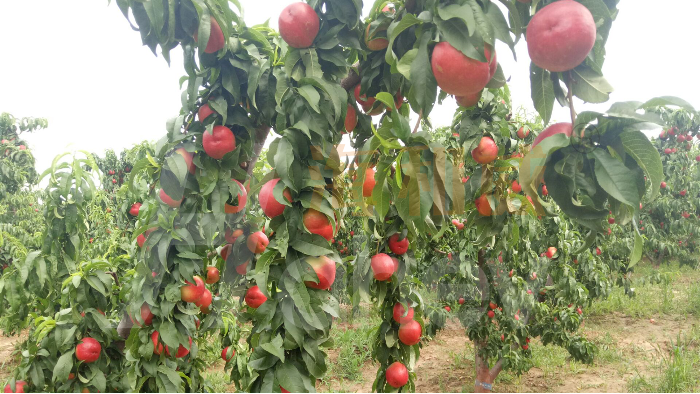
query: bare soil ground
[
  {"left": 0, "top": 331, "right": 25, "bottom": 381},
  {"left": 320, "top": 313, "right": 698, "bottom": 393}
]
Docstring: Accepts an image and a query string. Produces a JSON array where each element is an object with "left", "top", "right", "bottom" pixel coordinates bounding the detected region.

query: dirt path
[
  {"left": 0, "top": 332, "right": 25, "bottom": 380},
  {"left": 322, "top": 313, "right": 698, "bottom": 393}
]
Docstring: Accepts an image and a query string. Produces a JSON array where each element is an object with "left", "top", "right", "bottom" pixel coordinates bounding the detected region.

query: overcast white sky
[{"left": 0, "top": 1, "right": 698, "bottom": 175}]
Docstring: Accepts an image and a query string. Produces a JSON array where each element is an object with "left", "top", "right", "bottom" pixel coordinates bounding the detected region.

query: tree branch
[
  {"left": 489, "top": 358, "right": 504, "bottom": 379},
  {"left": 412, "top": 111, "right": 423, "bottom": 134},
  {"left": 340, "top": 64, "right": 361, "bottom": 92},
  {"left": 566, "top": 71, "right": 576, "bottom": 125},
  {"left": 245, "top": 124, "right": 271, "bottom": 178},
  {"left": 476, "top": 249, "right": 489, "bottom": 311}
]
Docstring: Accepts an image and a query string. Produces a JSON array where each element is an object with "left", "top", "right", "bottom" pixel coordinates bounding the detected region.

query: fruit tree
[{"left": 3, "top": 0, "right": 696, "bottom": 393}]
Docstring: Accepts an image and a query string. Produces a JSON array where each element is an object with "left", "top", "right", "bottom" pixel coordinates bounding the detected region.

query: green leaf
[
  {"left": 437, "top": 4, "right": 475, "bottom": 34},
  {"left": 386, "top": 14, "right": 422, "bottom": 67},
  {"left": 466, "top": 0, "right": 495, "bottom": 46},
  {"left": 641, "top": 96, "right": 696, "bottom": 112},
  {"left": 297, "top": 85, "right": 321, "bottom": 113},
  {"left": 375, "top": 92, "right": 396, "bottom": 111},
  {"left": 300, "top": 48, "right": 323, "bottom": 79},
  {"left": 591, "top": 149, "right": 641, "bottom": 208},
  {"left": 519, "top": 133, "right": 571, "bottom": 214},
  {"left": 260, "top": 334, "right": 285, "bottom": 363},
  {"left": 571, "top": 67, "right": 613, "bottom": 103},
  {"left": 485, "top": 2, "right": 514, "bottom": 49},
  {"left": 290, "top": 234, "right": 333, "bottom": 256},
  {"left": 629, "top": 231, "right": 643, "bottom": 268},
  {"left": 275, "top": 362, "right": 305, "bottom": 393},
  {"left": 620, "top": 130, "right": 663, "bottom": 200},
  {"left": 274, "top": 137, "right": 296, "bottom": 192},
  {"left": 52, "top": 351, "right": 74, "bottom": 382},
  {"left": 409, "top": 32, "right": 437, "bottom": 116},
  {"left": 530, "top": 63, "right": 554, "bottom": 125},
  {"left": 397, "top": 49, "right": 418, "bottom": 79},
  {"left": 372, "top": 165, "right": 392, "bottom": 220},
  {"left": 577, "top": 0, "right": 612, "bottom": 21},
  {"left": 157, "top": 365, "right": 182, "bottom": 393}
]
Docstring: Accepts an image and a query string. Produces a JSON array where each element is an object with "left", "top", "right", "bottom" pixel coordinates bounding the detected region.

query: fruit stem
[{"left": 566, "top": 71, "right": 576, "bottom": 125}]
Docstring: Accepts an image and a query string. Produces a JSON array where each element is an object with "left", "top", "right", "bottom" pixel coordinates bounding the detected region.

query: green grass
[
  {"left": 322, "top": 313, "right": 379, "bottom": 386},
  {"left": 589, "top": 261, "right": 700, "bottom": 319},
  {"left": 203, "top": 370, "right": 233, "bottom": 393},
  {"left": 628, "top": 328, "right": 700, "bottom": 392}
]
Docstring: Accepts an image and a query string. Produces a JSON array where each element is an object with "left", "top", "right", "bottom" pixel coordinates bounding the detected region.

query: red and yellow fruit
[
  {"left": 385, "top": 361, "right": 409, "bottom": 388},
  {"left": 475, "top": 194, "right": 492, "bottom": 216},
  {"left": 193, "top": 16, "right": 225, "bottom": 54},
  {"left": 392, "top": 303, "right": 414, "bottom": 324},
  {"left": 532, "top": 122, "right": 573, "bottom": 148},
  {"left": 181, "top": 276, "right": 205, "bottom": 303},
  {"left": 259, "top": 178, "right": 293, "bottom": 218},
  {"left": 247, "top": 231, "right": 269, "bottom": 254},
  {"left": 129, "top": 202, "right": 141, "bottom": 216},
  {"left": 303, "top": 255, "right": 337, "bottom": 290},
  {"left": 206, "top": 266, "right": 220, "bottom": 284},
  {"left": 224, "top": 179, "right": 247, "bottom": 214},
  {"left": 222, "top": 346, "right": 235, "bottom": 362},
  {"left": 159, "top": 189, "right": 183, "bottom": 208},
  {"left": 371, "top": 253, "right": 395, "bottom": 281},
  {"left": 244, "top": 285, "right": 267, "bottom": 308},
  {"left": 455, "top": 90, "right": 482, "bottom": 108},
  {"left": 195, "top": 288, "right": 213, "bottom": 312},
  {"left": 398, "top": 320, "right": 422, "bottom": 345},
  {"left": 345, "top": 105, "right": 358, "bottom": 133},
  {"left": 471, "top": 136, "right": 498, "bottom": 164},
  {"left": 526, "top": 0, "right": 596, "bottom": 72},
  {"left": 3, "top": 381, "right": 28, "bottom": 393},
  {"left": 202, "top": 125, "right": 236, "bottom": 159},
  {"left": 302, "top": 209, "right": 334, "bottom": 241},
  {"left": 278, "top": 2, "right": 320, "bottom": 48},
  {"left": 362, "top": 167, "right": 376, "bottom": 197},
  {"left": 431, "top": 41, "right": 496, "bottom": 96},
  {"left": 76, "top": 337, "right": 101, "bottom": 363},
  {"left": 388, "top": 233, "right": 409, "bottom": 255}
]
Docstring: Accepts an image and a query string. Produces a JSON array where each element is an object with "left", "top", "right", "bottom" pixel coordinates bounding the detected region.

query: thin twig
[{"left": 412, "top": 111, "right": 423, "bottom": 134}]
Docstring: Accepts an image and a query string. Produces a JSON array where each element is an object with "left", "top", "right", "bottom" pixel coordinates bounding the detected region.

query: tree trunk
[
  {"left": 473, "top": 249, "right": 504, "bottom": 392},
  {"left": 474, "top": 343, "right": 503, "bottom": 393}
]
